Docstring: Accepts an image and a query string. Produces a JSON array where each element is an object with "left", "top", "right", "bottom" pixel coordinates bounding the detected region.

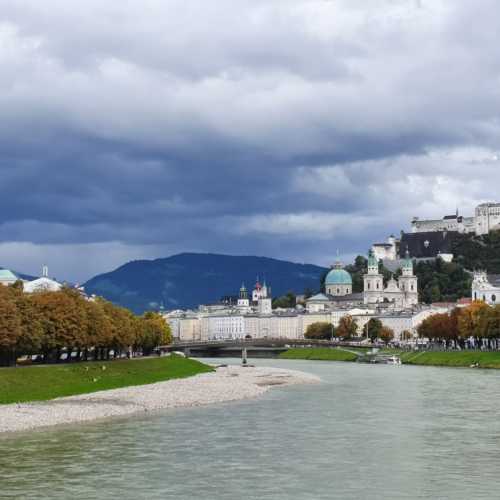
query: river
[{"left": 2, "top": 359, "right": 500, "bottom": 499}]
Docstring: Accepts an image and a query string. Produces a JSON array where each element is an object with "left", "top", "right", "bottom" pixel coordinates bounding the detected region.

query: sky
[{"left": 1, "top": 0, "right": 500, "bottom": 283}]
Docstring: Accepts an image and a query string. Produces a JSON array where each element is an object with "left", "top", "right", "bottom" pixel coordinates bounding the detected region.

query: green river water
[{"left": 2, "top": 358, "right": 500, "bottom": 499}]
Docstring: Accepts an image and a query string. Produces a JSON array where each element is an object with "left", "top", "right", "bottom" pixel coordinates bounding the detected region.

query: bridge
[{"left": 160, "top": 338, "right": 370, "bottom": 358}]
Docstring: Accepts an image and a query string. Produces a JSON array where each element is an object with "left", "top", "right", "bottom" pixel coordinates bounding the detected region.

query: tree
[
  {"left": 479, "top": 305, "right": 500, "bottom": 339},
  {"left": 379, "top": 326, "right": 394, "bottom": 344},
  {"left": 457, "top": 301, "right": 491, "bottom": 339},
  {"left": 85, "top": 298, "right": 113, "bottom": 359},
  {"left": 136, "top": 312, "right": 172, "bottom": 355},
  {"left": 272, "top": 292, "right": 296, "bottom": 309},
  {"left": 9, "top": 286, "right": 44, "bottom": 355},
  {"left": 401, "top": 330, "right": 413, "bottom": 341},
  {"left": 31, "top": 288, "right": 89, "bottom": 362},
  {"left": 0, "top": 286, "right": 22, "bottom": 366},
  {"left": 305, "top": 322, "right": 334, "bottom": 340},
  {"left": 336, "top": 315, "right": 358, "bottom": 339},
  {"left": 363, "top": 318, "right": 383, "bottom": 341}
]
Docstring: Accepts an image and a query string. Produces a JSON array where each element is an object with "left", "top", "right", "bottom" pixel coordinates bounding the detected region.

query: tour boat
[{"left": 385, "top": 356, "right": 401, "bottom": 365}]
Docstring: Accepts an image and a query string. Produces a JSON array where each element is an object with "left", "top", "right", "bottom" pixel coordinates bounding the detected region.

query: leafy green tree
[
  {"left": 363, "top": 318, "right": 383, "bottom": 341},
  {"left": 305, "top": 322, "right": 334, "bottom": 340},
  {"left": 272, "top": 292, "right": 296, "bottom": 309}
]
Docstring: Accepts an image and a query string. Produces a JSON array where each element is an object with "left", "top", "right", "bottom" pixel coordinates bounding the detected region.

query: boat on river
[{"left": 369, "top": 354, "right": 402, "bottom": 365}]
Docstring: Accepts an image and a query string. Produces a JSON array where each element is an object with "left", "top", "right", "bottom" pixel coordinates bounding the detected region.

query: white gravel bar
[{"left": 0, "top": 365, "right": 320, "bottom": 434}]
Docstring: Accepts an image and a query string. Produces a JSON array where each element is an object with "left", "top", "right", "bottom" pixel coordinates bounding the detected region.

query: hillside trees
[
  {"left": 414, "top": 259, "right": 472, "bottom": 304},
  {"left": 272, "top": 292, "right": 296, "bottom": 309},
  {"left": 452, "top": 230, "right": 500, "bottom": 273}
]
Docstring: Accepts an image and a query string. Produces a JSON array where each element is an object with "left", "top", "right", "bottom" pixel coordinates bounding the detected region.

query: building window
[
  {"left": 368, "top": 283, "right": 371, "bottom": 290},
  {"left": 474, "top": 292, "right": 477, "bottom": 300},
  {"left": 376, "top": 283, "right": 379, "bottom": 290},
  {"left": 493, "top": 295, "right": 497, "bottom": 303}
]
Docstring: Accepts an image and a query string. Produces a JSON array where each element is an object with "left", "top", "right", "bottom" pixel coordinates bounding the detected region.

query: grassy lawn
[
  {"left": 400, "top": 351, "right": 500, "bottom": 369},
  {"left": 0, "top": 356, "right": 214, "bottom": 404},
  {"left": 279, "top": 348, "right": 358, "bottom": 362}
]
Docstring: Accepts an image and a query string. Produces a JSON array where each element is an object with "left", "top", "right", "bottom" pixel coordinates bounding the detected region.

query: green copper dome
[
  {"left": 402, "top": 248, "right": 412, "bottom": 269},
  {"left": 0, "top": 269, "right": 17, "bottom": 281},
  {"left": 325, "top": 265, "right": 352, "bottom": 286}
]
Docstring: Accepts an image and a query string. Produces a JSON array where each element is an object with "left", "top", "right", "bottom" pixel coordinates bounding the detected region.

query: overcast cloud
[{"left": 1, "top": 0, "right": 499, "bottom": 281}]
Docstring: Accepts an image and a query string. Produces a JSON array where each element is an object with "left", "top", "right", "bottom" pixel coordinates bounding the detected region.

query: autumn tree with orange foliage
[{"left": 0, "top": 285, "right": 172, "bottom": 366}]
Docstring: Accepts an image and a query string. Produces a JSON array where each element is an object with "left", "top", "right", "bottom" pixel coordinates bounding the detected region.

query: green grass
[
  {"left": 279, "top": 348, "right": 358, "bottom": 362},
  {"left": 0, "top": 356, "right": 214, "bottom": 404},
  {"left": 400, "top": 351, "right": 500, "bottom": 369}
]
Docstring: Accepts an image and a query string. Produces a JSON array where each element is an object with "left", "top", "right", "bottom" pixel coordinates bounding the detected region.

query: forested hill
[
  {"left": 452, "top": 230, "right": 500, "bottom": 273},
  {"left": 84, "top": 253, "right": 327, "bottom": 313}
]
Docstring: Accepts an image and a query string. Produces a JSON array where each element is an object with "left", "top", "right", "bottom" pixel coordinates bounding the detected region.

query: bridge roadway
[{"left": 160, "top": 339, "right": 369, "bottom": 357}]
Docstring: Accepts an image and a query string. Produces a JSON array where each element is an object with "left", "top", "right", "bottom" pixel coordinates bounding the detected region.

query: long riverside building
[{"left": 165, "top": 305, "right": 453, "bottom": 343}]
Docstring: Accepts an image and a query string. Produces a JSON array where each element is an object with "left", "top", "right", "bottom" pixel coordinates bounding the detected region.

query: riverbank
[
  {"left": 280, "top": 348, "right": 358, "bottom": 362},
  {"left": 0, "top": 356, "right": 214, "bottom": 404},
  {"left": 0, "top": 364, "right": 320, "bottom": 433},
  {"left": 400, "top": 350, "right": 500, "bottom": 368},
  {"left": 280, "top": 347, "right": 500, "bottom": 369}
]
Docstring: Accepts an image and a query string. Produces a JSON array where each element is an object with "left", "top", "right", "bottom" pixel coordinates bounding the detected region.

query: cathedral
[
  {"left": 363, "top": 250, "right": 418, "bottom": 308},
  {"left": 306, "top": 250, "right": 419, "bottom": 312}
]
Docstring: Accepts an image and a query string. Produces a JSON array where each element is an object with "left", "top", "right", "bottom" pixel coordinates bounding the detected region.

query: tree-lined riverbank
[
  {"left": 0, "top": 285, "right": 172, "bottom": 366},
  {"left": 399, "top": 350, "right": 500, "bottom": 368},
  {"left": 280, "top": 347, "right": 500, "bottom": 369}
]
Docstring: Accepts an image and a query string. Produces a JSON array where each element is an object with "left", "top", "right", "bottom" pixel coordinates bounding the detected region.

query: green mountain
[{"left": 84, "top": 253, "right": 327, "bottom": 313}]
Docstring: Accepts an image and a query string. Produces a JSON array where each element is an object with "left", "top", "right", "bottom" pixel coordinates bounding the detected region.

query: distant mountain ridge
[{"left": 84, "top": 253, "right": 327, "bottom": 313}]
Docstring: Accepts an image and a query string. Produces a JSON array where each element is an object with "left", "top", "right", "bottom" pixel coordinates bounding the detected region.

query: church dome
[{"left": 325, "top": 264, "right": 352, "bottom": 286}]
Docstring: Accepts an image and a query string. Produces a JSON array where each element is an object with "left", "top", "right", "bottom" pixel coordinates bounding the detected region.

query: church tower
[
  {"left": 363, "top": 251, "right": 384, "bottom": 305},
  {"left": 397, "top": 249, "right": 418, "bottom": 307},
  {"left": 238, "top": 283, "right": 250, "bottom": 308}
]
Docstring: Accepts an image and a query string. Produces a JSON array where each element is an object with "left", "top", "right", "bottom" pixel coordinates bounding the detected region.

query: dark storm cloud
[{"left": 1, "top": 0, "right": 500, "bottom": 280}]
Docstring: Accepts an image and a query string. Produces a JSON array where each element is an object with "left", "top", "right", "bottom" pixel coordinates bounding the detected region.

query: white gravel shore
[{"left": 0, "top": 365, "right": 320, "bottom": 434}]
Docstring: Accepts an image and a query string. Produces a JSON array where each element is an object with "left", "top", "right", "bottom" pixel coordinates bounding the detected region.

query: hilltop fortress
[
  {"left": 371, "top": 202, "right": 500, "bottom": 264},
  {"left": 411, "top": 202, "right": 500, "bottom": 235}
]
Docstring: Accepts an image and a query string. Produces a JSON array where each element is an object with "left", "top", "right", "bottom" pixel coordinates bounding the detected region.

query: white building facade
[{"left": 471, "top": 272, "right": 500, "bottom": 305}]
